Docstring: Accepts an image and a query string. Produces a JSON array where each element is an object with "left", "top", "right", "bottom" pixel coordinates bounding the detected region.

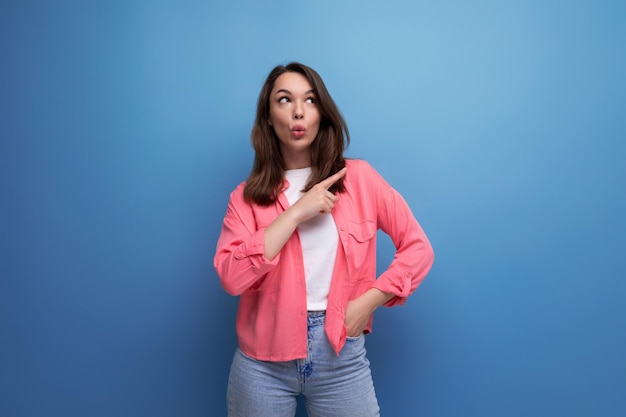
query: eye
[
  {"left": 278, "top": 96, "right": 290, "bottom": 103},
  {"left": 305, "top": 97, "right": 316, "bottom": 104}
]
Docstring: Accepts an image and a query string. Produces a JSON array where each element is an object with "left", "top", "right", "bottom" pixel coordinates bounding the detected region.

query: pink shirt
[{"left": 214, "top": 159, "right": 434, "bottom": 361}]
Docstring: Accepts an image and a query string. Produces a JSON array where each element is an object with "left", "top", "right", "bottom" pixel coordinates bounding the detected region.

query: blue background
[{"left": 2, "top": 1, "right": 625, "bottom": 416}]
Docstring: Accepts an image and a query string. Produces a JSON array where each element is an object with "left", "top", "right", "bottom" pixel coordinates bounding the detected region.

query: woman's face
[{"left": 269, "top": 72, "right": 321, "bottom": 169}]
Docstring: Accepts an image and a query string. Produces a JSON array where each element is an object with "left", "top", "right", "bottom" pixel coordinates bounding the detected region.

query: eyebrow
[{"left": 274, "top": 89, "right": 315, "bottom": 96}]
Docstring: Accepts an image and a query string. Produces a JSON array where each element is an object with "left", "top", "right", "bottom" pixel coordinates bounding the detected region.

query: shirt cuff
[
  {"left": 373, "top": 272, "right": 413, "bottom": 307},
  {"left": 234, "top": 228, "right": 280, "bottom": 273}
]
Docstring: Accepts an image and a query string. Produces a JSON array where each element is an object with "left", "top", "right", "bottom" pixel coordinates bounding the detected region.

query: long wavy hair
[{"left": 243, "top": 62, "right": 350, "bottom": 206}]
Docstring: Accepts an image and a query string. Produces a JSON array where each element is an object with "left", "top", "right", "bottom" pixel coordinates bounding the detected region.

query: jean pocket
[{"left": 345, "top": 333, "right": 364, "bottom": 342}]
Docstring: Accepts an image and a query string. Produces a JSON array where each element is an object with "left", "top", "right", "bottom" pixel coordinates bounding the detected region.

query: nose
[{"left": 293, "top": 101, "right": 304, "bottom": 119}]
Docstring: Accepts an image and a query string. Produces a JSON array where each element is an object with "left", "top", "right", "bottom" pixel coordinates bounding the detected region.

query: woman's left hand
[
  {"left": 345, "top": 296, "right": 374, "bottom": 337},
  {"left": 344, "top": 288, "right": 394, "bottom": 338}
]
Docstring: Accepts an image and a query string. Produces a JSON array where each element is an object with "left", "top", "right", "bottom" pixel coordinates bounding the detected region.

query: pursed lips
[{"left": 292, "top": 125, "right": 306, "bottom": 138}]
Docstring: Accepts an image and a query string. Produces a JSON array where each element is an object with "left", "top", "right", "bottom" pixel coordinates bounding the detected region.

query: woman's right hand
[
  {"left": 264, "top": 167, "right": 346, "bottom": 261},
  {"left": 289, "top": 167, "right": 347, "bottom": 223}
]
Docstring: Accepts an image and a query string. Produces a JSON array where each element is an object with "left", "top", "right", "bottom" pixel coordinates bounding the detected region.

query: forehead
[{"left": 272, "top": 72, "right": 314, "bottom": 94}]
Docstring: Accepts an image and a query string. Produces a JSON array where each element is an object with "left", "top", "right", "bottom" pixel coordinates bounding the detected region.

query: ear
[{"left": 268, "top": 119, "right": 273, "bottom": 126}]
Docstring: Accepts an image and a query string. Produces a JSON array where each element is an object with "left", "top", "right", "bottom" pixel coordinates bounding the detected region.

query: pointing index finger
[{"left": 319, "top": 167, "right": 347, "bottom": 190}]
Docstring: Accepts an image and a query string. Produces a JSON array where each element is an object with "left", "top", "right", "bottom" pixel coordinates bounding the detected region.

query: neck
[{"left": 282, "top": 152, "right": 311, "bottom": 170}]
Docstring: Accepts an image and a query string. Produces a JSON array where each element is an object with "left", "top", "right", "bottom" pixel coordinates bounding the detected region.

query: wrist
[
  {"left": 285, "top": 204, "right": 307, "bottom": 225},
  {"left": 282, "top": 205, "right": 304, "bottom": 227}
]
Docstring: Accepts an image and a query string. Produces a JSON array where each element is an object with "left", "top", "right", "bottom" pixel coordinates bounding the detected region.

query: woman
[{"left": 214, "top": 62, "right": 434, "bottom": 417}]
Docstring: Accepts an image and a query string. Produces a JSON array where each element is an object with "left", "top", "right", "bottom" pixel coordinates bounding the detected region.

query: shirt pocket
[{"left": 346, "top": 220, "right": 377, "bottom": 282}]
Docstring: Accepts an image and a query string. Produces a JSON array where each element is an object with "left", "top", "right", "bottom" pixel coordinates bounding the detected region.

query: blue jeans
[{"left": 227, "top": 311, "right": 380, "bottom": 417}]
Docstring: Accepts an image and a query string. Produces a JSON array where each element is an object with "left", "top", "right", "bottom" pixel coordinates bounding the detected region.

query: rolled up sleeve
[
  {"left": 371, "top": 171, "right": 434, "bottom": 306},
  {"left": 214, "top": 186, "right": 280, "bottom": 296}
]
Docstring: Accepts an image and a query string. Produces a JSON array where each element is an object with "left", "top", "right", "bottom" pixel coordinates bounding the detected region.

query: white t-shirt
[{"left": 284, "top": 168, "right": 339, "bottom": 311}]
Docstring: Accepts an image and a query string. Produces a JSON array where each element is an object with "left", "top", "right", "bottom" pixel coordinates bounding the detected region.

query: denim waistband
[{"left": 307, "top": 310, "right": 326, "bottom": 326}]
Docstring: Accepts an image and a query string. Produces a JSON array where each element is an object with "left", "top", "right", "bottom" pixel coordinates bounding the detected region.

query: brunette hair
[{"left": 243, "top": 62, "right": 349, "bottom": 206}]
